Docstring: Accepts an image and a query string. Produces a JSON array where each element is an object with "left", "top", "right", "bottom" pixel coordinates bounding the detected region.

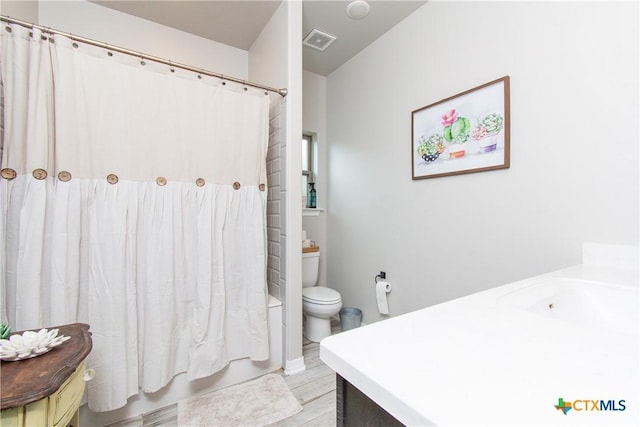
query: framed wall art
[{"left": 411, "top": 76, "right": 510, "bottom": 180}]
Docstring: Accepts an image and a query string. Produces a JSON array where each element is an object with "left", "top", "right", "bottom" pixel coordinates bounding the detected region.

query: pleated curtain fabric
[{"left": 0, "top": 23, "right": 270, "bottom": 412}]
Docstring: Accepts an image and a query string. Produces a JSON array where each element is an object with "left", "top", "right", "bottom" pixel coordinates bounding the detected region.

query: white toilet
[{"left": 302, "top": 250, "right": 342, "bottom": 342}]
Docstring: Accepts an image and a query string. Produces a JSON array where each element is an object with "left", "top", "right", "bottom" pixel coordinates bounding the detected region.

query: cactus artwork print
[{"left": 411, "top": 76, "right": 510, "bottom": 180}]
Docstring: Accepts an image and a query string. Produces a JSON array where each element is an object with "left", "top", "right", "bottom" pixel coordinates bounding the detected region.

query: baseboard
[{"left": 283, "top": 356, "right": 306, "bottom": 376}]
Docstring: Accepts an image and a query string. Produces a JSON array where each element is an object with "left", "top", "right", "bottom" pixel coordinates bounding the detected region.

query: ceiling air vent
[{"left": 303, "top": 29, "right": 336, "bottom": 52}]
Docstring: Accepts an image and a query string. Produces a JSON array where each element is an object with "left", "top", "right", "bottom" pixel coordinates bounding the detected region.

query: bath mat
[{"left": 177, "top": 373, "right": 303, "bottom": 427}]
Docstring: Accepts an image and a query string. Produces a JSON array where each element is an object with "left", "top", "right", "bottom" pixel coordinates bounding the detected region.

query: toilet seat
[{"left": 302, "top": 287, "right": 341, "bottom": 305}]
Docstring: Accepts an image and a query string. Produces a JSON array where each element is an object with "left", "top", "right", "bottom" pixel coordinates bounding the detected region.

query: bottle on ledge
[{"left": 307, "top": 182, "right": 316, "bottom": 208}]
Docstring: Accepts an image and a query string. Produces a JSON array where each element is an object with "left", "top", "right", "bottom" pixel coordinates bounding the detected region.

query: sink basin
[{"left": 498, "top": 278, "right": 639, "bottom": 336}]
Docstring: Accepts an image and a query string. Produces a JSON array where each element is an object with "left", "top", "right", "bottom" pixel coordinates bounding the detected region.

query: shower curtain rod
[{"left": 0, "top": 15, "right": 288, "bottom": 97}]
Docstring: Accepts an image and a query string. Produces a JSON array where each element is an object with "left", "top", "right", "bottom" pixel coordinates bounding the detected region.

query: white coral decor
[{"left": 0, "top": 328, "right": 70, "bottom": 361}]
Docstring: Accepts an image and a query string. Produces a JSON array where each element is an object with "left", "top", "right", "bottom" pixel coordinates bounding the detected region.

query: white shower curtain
[{"left": 0, "top": 23, "right": 271, "bottom": 411}]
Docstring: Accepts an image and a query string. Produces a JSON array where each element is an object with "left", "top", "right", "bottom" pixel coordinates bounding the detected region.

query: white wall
[
  {"left": 302, "top": 70, "right": 328, "bottom": 285},
  {"left": 2, "top": 0, "right": 39, "bottom": 22},
  {"left": 30, "top": 0, "right": 247, "bottom": 77},
  {"left": 326, "top": 1, "right": 639, "bottom": 323},
  {"left": 250, "top": 0, "right": 304, "bottom": 375}
]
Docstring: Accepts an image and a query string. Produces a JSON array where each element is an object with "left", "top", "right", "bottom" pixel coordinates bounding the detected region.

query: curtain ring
[
  {"left": 106, "top": 173, "right": 119, "bottom": 184},
  {"left": 156, "top": 177, "right": 167, "bottom": 186},
  {"left": 32, "top": 168, "right": 47, "bottom": 180},
  {"left": 169, "top": 60, "right": 175, "bottom": 73},
  {"left": 259, "top": 184, "right": 266, "bottom": 192},
  {"left": 195, "top": 178, "right": 205, "bottom": 187},
  {"left": 57, "top": 171, "right": 72, "bottom": 182},
  {"left": 233, "top": 182, "right": 241, "bottom": 190},
  {"left": 0, "top": 168, "right": 16, "bottom": 180}
]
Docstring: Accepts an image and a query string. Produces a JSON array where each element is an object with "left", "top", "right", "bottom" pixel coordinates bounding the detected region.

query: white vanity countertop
[{"left": 320, "top": 264, "right": 639, "bottom": 426}]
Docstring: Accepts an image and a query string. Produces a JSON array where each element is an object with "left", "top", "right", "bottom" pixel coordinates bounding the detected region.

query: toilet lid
[{"left": 303, "top": 287, "right": 341, "bottom": 304}]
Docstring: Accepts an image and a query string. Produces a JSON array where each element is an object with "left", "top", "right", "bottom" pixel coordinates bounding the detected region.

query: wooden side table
[{"left": 1, "top": 323, "right": 92, "bottom": 427}]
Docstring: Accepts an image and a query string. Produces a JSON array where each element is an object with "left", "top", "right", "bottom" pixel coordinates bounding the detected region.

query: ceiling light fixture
[
  {"left": 302, "top": 28, "right": 337, "bottom": 52},
  {"left": 346, "top": 1, "right": 370, "bottom": 20}
]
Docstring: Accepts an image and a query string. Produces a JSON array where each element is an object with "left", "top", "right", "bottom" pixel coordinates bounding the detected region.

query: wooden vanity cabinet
[{"left": 0, "top": 323, "right": 92, "bottom": 427}]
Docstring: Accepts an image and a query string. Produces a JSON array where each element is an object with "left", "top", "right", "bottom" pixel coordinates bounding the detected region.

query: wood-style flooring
[
  {"left": 112, "top": 322, "right": 339, "bottom": 427},
  {"left": 267, "top": 331, "right": 337, "bottom": 427}
]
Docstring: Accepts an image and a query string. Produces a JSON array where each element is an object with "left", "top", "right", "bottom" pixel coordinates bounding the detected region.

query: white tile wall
[
  {"left": 278, "top": 98, "right": 288, "bottom": 325},
  {"left": 267, "top": 98, "right": 286, "bottom": 301}
]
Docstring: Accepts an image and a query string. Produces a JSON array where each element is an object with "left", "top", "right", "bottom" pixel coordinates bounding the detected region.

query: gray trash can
[{"left": 339, "top": 307, "right": 362, "bottom": 331}]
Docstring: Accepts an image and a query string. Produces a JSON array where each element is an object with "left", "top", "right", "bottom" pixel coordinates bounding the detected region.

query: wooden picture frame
[{"left": 411, "top": 76, "right": 510, "bottom": 180}]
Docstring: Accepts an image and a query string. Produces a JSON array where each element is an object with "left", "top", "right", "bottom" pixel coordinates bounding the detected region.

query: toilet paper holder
[{"left": 374, "top": 274, "right": 392, "bottom": 315}]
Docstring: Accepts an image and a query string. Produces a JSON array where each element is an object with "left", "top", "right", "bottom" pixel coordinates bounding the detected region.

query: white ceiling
[
  {"left": 90, "top": 1, "right": 427, "bottom": 76},
  {"left": 302, "top": 1, "right": 425, "bottom": 75}
]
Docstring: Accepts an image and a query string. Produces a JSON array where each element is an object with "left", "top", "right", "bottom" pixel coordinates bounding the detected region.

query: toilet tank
[{"left": 302, "top": 251, "right": 320, "bottom": 288}]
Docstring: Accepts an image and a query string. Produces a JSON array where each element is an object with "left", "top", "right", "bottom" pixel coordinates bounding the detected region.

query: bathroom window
[{"left": 302, "top": 134, "right": 314, "bottom": 198}]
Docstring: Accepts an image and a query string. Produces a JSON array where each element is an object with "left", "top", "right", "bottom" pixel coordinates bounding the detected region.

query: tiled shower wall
[{"left": 267, "top": 97, "right": 286, "bottom": 302}]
